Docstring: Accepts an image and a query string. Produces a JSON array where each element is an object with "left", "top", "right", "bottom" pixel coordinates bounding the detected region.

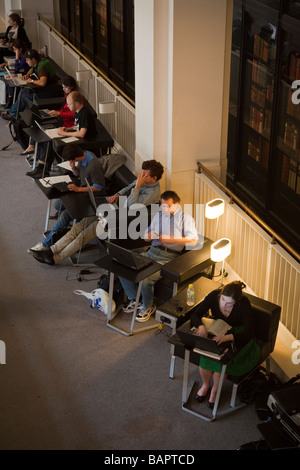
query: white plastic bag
[{"left": 74, "top": 288, "right": 115, "bottom": 315}]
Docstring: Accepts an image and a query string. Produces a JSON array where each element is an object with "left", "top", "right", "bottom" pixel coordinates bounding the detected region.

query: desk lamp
[
  {"left": 99, "top": 101, "right": 117, "bottom": 138},
  {"left": 76, "top": 70, "right": 93, "bottom": 101},
  {"left": 210, "top": 238, "right": 232, "bottom": 284},
  {"left": 205, "top": 198, "right": 225, "bottom": 240}
]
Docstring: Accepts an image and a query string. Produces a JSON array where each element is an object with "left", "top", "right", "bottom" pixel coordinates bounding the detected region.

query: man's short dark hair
[
  {"left": 62, "top": 143, "right": 84, "bottom": 161},
  {"left": 160, "top": 191, "right": 181, "bottom": 203},
  {"left": 142, "top": 160, "right": 164, "bottom": 181},
  {"left": 25, "top": 49, "right": 40, "bottom": 61}
]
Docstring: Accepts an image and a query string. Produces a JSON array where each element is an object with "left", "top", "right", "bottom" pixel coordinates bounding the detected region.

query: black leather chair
[
  {"left": 169, "top": 293, "right": 281, "bottom": 420},
  {"left": 52, "top": 118, "right": 114, "bottom": 159}
]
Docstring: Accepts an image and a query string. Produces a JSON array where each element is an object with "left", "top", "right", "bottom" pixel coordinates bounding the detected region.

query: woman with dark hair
[
  {"left": 21, "top": 75, "right": 79, "bottom": 156},
  {"left": 1, "top": 39, "right": 30, "bottom": 109},
  {"left": 190, "top": 281, "right": 260, "bottom": 409},
  {"left": 0, "top": 14, "right": 30, "bottom": 61}
]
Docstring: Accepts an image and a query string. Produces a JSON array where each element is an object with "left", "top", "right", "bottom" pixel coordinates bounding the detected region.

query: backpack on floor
[{"left": 9, "top": 118, "right": 29, "bottom": 150}]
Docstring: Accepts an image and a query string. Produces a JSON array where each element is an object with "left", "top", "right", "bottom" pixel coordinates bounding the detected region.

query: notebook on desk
[
  {"left": 106, "top": 240, "right": 153, "bottom": 271},
  {"left": 176, "top": 320, "right": 230, "bottom": 358}
]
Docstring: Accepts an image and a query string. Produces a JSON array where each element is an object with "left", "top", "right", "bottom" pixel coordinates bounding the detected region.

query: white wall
[
  {"left": 135, "top": 0, "right": 230, "bottom": 203},
  {"left": 1, "top": 0, "right": 54, "bottom": 50}
]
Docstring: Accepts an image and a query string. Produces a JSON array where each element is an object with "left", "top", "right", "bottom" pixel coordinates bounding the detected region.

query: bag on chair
[{"left": 74, "top": 288, "right": 115, "bottom": 315}]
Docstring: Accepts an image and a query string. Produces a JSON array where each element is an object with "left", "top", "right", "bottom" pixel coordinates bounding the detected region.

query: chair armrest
[{"left": 160, "top": 238, "right": 214, "bottom": 284}]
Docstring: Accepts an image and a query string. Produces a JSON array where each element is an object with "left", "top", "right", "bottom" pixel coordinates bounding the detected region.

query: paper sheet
[{"left": 39, "top": 175, "right": 72, "bottom": 188}]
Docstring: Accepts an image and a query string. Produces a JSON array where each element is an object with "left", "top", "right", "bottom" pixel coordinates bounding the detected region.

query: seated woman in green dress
[{"left": 190, "top": 281, "right": 260, "bottom": 409}]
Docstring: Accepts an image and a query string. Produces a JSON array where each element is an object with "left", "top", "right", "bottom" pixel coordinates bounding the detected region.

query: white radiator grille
[{"left": 194, "top": 173, "right": 300, "bottom": 340}]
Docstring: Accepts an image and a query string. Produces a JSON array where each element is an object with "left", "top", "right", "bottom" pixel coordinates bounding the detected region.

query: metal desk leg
[
  {"left": 181, "top": 351, "right": 228, "bottom": 422},
  {"left": 107, "top": 271, "right": 115, "bottom": 322},
  {"left": 169, "top": 344, "right": 176, "bottom": 379},
  {"left": 182, "top": 349, "right": 190, "bottom": 404},
  {"left": 129, "top": 281, "right": 142, "bottom": 334},
  {"left": 44, "top": 200, "right": 51, "bottom": 233},
  {"left": 211, "top": 363, "right": 227, "bottom": 419}
]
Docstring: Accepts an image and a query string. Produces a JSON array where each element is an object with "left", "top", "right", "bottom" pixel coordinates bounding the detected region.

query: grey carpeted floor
[{"left": 0, "top": 113, "right": 263, "bottom": 451}]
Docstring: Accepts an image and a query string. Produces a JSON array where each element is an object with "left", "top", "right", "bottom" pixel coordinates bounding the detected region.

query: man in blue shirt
[
  {"left": 29, "top": 143, "right": 105, "bottom": 252},
  {"left": 120, "top": 190, "right": 199, "bottom": 322}
]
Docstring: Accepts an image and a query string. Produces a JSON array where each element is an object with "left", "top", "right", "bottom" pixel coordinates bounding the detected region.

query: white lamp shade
[
  {"left": 205, "top": 198, "right": 225, "bottom": 219},
  {"left": 210, "top": 238, "right": 231, "bottom": 262},
  {"left": 76, "top": 70, "right": 93, "bottom": 81},
  {"left": 99, "top": 101, "right": 117, "bottom": 114}
]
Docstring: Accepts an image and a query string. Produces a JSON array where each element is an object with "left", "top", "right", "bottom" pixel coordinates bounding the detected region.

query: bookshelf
[{"left": 227, "top": 0, "right": 300, "bottom": 254}]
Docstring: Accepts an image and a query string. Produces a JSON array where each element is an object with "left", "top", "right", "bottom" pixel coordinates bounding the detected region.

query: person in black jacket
[
  {"left": 0, "top": 14, "right": 30, "bottom": 62},
  {"left": 190, "top": 281, "right": 260, "bottom": 409}
]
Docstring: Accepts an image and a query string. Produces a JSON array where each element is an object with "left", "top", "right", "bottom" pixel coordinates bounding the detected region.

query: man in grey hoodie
[{"left": 31, "top": 160, "right": 164, "bottom": 265}]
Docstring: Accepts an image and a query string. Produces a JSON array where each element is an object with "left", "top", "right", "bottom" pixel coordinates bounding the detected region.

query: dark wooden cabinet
[{"left": 227, "top": 0, "right": 300, "bottom": 254}]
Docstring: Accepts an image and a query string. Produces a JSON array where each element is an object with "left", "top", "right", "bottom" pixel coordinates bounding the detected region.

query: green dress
[{"left": 190, "top": 290, "right": 261, "bottom": 376}]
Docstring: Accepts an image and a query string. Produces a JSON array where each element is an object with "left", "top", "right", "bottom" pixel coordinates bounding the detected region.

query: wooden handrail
[
  {"left": 37, "top": 14, "right": 135, "bottom": 108},
  {"left": 197, "top": 161, "right": 300, "bottom": 262}
]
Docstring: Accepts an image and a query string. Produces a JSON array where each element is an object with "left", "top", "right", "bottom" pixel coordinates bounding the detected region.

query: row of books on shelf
[
  {"left": 250, "top": 83, "right": 273, "bottom": 107},
  {"left": 288, "top": 51, "right": 300, "bottom": 80},
  {"left": 249, "top": 105, "right": 272, "bottom": 134},
  {"left": 251, "top": 59, "right": 270, "bottom": 87},
  {"left": 283, "top": 121, "right": 300, "bottom": 151},
  {"left": 286, "top": 88, "right": 300, "bottom": 120},
  {"left": 281, "top": 154, "right": 300, "bottom": 194},
  {"left": 247, "top": 136, "right": 269, "bottom": 169},
  {"left": 253, "top": 34, "right": 276, "bottom": 65}
]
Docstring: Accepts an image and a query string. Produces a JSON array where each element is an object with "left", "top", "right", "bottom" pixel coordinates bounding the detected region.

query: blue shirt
[
  {"left": 76, "top": 151, "right": 105, "bottom": 190},
  {"left": 146, "top": 206, "right": 198, "bottom": 252}
]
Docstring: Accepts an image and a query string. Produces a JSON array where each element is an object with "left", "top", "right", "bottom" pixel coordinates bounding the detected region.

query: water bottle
[{"left": 186, "top": 284, "right": 195, "bottom": 306}]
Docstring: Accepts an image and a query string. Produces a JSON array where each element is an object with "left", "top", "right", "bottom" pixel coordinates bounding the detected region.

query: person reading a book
[{"left": 190, "top": 281, "right": 260, "bottom": 409}]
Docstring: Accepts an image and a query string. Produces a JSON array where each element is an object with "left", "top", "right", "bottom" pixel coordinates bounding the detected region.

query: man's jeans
[
  {"left": 43, "top": 200, "right": 73, "bottom": 247},
  {"left": 9, "top": 87, "right": 56, "bottom": 119},
  {"left": 119, "top": 246, "right": 178, "bottom": 310}
]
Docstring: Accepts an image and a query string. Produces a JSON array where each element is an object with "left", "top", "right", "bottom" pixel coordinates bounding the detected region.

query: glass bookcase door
[
  {"left": 227, "top": 1, "right": 243, "bottom": 177},
  {"left": 273, "top": 20, "right": 300, "bottom": 233},
  {"left": 239, "top": 7, "right": 278, "bottom": 201}
]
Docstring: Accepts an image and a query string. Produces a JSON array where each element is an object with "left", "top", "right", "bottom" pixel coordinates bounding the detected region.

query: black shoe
[
  {"left": 207, "top": 401, "right": 215, "bottom": 409},
  {"left": 26, "top": 166, "right": 49, "bottom": 179},
  {"left": 1, "top": 111, "right": 13, "bottom": 121},
  {"left": 49, "top": 211, "right": 59, "bottom": 220},
  {"left": 32, "top": 248, "right": 55, "bottom": 265},
  {"left": 194, "top": 394, "right": 207, "bottom": 403},
  {"left": 21, "top": 148, "right": 34, "bottom": 156}
]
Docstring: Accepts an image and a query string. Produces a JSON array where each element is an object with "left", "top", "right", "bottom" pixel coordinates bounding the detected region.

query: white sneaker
[
  {"left": 135, "top": 305, "right": 156, "bottom": 323},
  {"left": 122, "top": 299, "right": 143, "bottom": 313},
  {"left": 27, "top": 242, "right": 47, "bottom": 254}
]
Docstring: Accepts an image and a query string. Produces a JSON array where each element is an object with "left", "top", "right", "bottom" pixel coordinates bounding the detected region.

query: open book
[{"left": 201, "top": 317, "right": 230, "bottom": 336}]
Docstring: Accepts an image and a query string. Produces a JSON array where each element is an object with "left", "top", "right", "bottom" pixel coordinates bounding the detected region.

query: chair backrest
[{"left": 244, "top": 292, "right": 281, "bottom": 352}]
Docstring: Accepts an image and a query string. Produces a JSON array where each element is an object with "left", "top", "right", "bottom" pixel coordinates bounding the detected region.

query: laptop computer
[
  {"left": 34, "top": 120, "right": 62, "bottom": 139},
  {"left": 106, "top": 240, "right": 153, "bottom": 271},
  {"left": 85, "top": 178, "right": 108, "bottom": 212},
  {"left": 4, "top": 66, "right": 27, "bottom": 86},
  {"left": 176, "top": 320, "right": 230, "bottom": 357},
  {"left": 25, "top": 98, "right": 51, "bottom": 120}
]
